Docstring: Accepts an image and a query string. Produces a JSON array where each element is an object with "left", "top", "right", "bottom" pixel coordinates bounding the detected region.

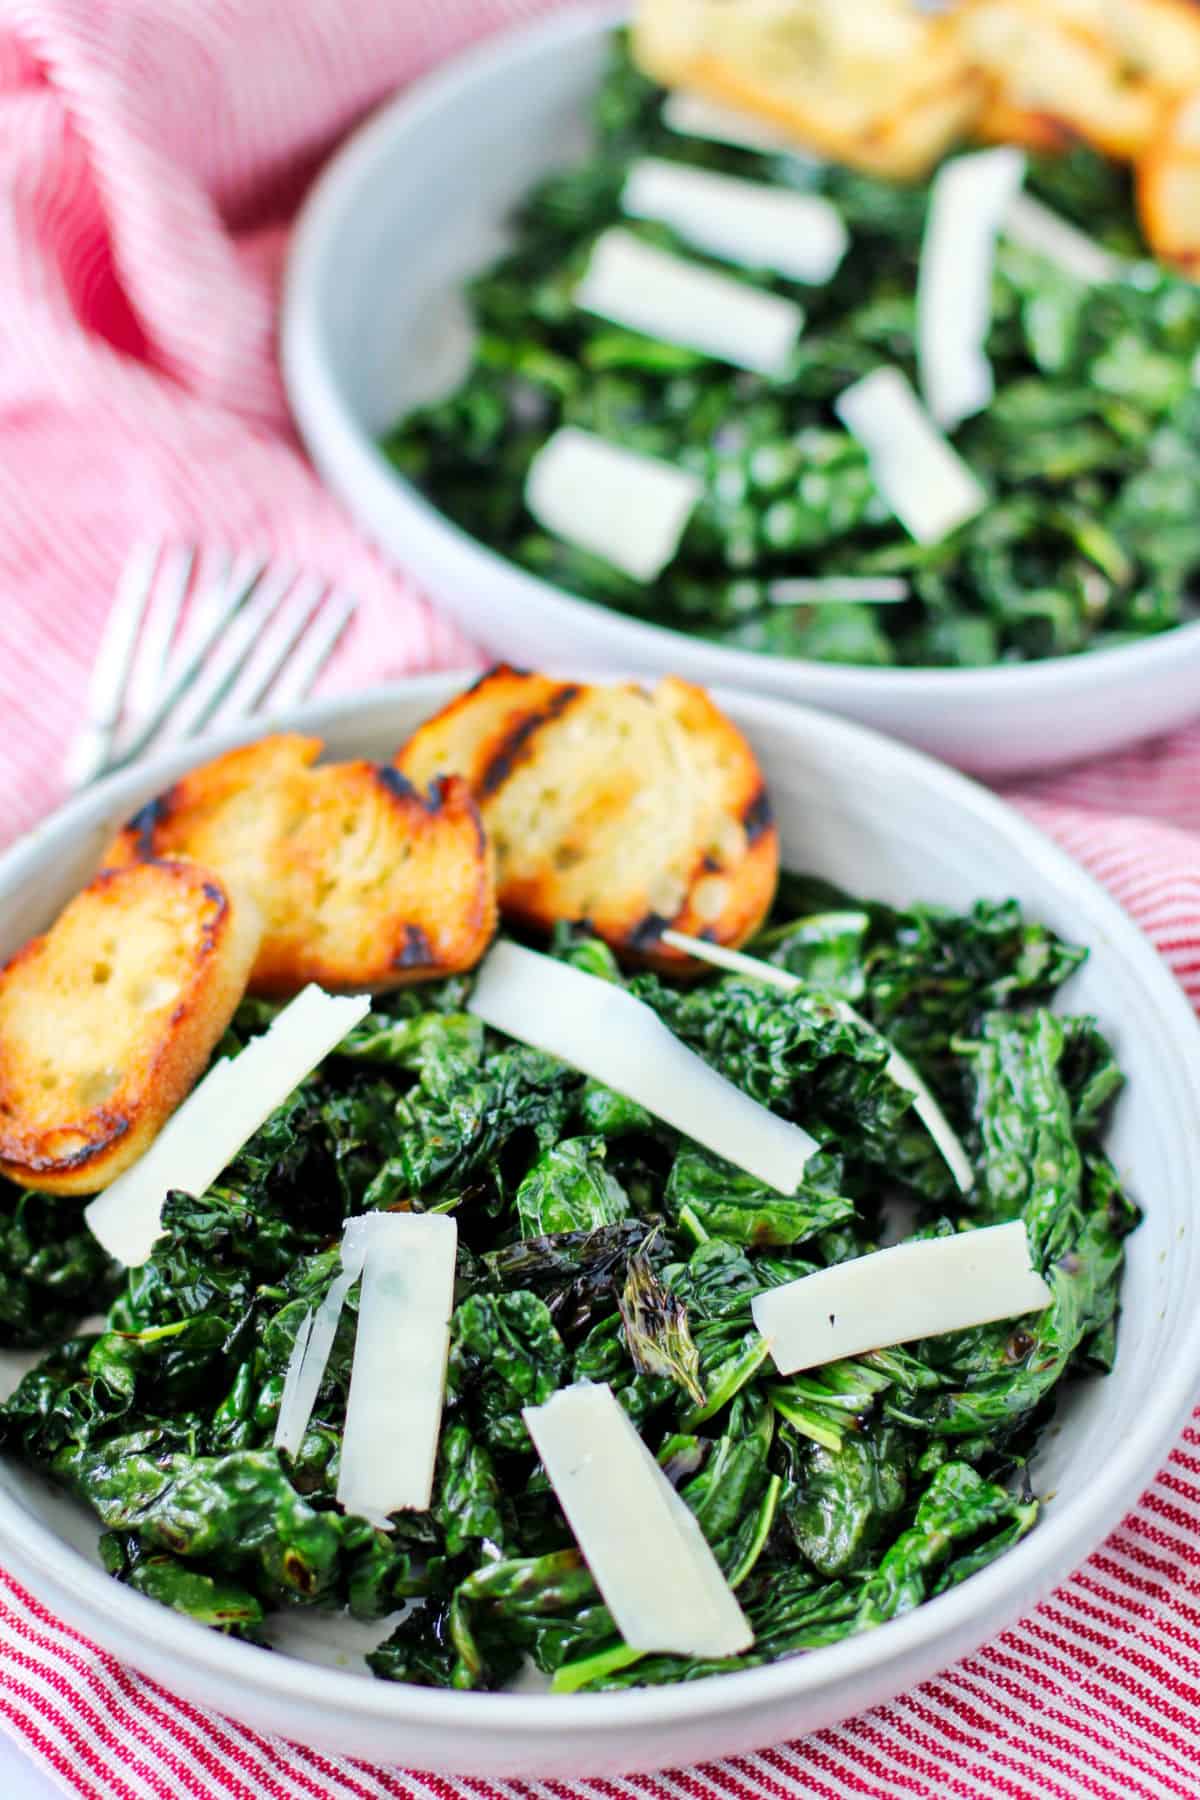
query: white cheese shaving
[
  {"left": 336, "top": 1211, "right": 458, "bottom": 1527},
  {"left": 660, "top": 930, "right": 974, "bottom": 1193},
  {"left": 85, "top": 986, "right": 369, "bottom": 1268},
  {"left": 1004, "top": 193, "right": 1128, "bottom": 287},
  {"left": 273, "top": 1222, "right": 370, "bottom": 1459},
  {"left": 835, "top": 367, "right": 987, "bottom": 544},
  {"left": 524, "top": 426, "right": 701, "bottom": 582},
  {"left": 576, "top": 229, "right": 803, "bottom": 376},
  {"left": 274, "top": 1307, "right": 315, "bottom": 1456},
  {"left": 767, "top": 576, "right": 909, "bottom": 605},
  {"left": 752, "top": 1221, "right": 1053, "bottom": 1374},
  {"left": 468, "top": 939, "right": 816, "bottom": 1194},
  {"left": 622, "top": 158, "right": 847, "bottom": 285},
  {"left": 523, "top": 1381, "right": 752, "bottom": 1658},
  {"left": 917, "top": 147, "right": 1026, "bottom": 430},
  {"left": 661, "top": 90, "right": 798, "bottom": 156}
]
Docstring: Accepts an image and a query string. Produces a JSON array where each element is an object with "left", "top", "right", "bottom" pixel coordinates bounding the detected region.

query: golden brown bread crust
[
  {"left": 0, "top": 861, "right": 261, "bottom": 1195},
  {"left": 103, "top": 734, "right": 324, "bottom": 889},
  {"left": 956, "top": 0, "right": 1168, "bottom": 160},
  {"left": 633, "top": 0, "right": 1200, "bottom": 175},
  {"left": 250, "top": 765, "right": 497, "bottom": 996},
  {"left": 395, "top": 667, "right": 779, "bottom": 973},
  {"left": 973, "top": 90, "right": 1082, "bottom": 154},
  {"left": 633, "top": 0, "right": 981, "bottom": 179},
  {"left": 1137, "top": 92, "right": 1200, "bottom": 273},
  {"left": 105, "top": 734, "right": 496, "bottom": 996},
  {"left": 390, "top": 667, "right": 583, "bottom": 797}
]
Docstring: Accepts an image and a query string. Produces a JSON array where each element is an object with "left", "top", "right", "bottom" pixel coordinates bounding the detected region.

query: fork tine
[
  {"left": 263, "top": 591, "right": 357, "bottom": 709},
  {"left": 125, "top": 542, "right": 196, "bottom": 718},
  {"left": 106, "top": 554, "right": 267, "bottom": 773},
  {"left": 205, "top": 573, "right": 329, "bottom": 730},
  {"left": 61, "top": 539, "right": 160, "bottom": 788},
  {"left": 162, "top": 547, "right": 259, "bottom": 687},
  {"left": 166, "top": 565, "right": 298, "bottom": 743}
]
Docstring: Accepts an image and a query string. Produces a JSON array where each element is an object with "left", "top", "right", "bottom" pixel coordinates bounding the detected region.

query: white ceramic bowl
[
  {"left": 281, "top": 5, "right": 1200, "bottom": 779},
  {"left": 1, "top": 672, "right": 1199, "bottom": 1775}
]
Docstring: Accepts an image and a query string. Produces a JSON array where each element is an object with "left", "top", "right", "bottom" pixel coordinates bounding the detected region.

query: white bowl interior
[
  {"left": 282, "top": 8, "right": 1200, "bottom": 777},
  {"left": 319, "top": 30, "right": 605, "bottom": 434},
  {"left": 0, "top": 676, "right": 1197, "bottom": 1774}
]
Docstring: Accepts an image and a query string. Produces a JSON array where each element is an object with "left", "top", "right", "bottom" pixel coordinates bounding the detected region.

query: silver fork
[{"left": 64, "top": 541, "right": 357, "bottom": 789}]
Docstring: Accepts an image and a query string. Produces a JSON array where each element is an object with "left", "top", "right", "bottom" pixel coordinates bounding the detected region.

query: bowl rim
[
  {"left": 2, "top": 668, "right": 1199, "bottom": 1740},
  {"left": 281, "top": 0, "right": 1200, "bottom": 699}
]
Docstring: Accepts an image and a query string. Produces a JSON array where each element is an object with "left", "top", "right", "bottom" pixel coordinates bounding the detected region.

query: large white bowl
[
  {"left": 281, "top": 4, "right": 1200, "bottom": 779},
  {"left": 1, "top": 673, "right": 1198, "bottom": 1776}
]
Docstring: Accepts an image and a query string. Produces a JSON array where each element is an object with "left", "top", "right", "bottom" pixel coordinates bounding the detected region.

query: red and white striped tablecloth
[{"left": 2, "top": 3, "right": 1200, "bottom": 1795}]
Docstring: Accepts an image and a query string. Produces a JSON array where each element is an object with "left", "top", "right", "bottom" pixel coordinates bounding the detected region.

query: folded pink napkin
[{"left": 1, "top": 4, "right": 1199, "bottom": 1796}]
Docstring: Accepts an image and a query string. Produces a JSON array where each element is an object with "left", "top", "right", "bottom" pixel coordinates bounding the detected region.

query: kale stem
[
  {"left": 551, "top": 1640, "right": 645, "bottom": 1694},
  {"left": 770, "top": 1393, "right": 846, "bottom": 1453},
  {"left": 729, "top": 1473, "right": 783, "bottom": 1589}
]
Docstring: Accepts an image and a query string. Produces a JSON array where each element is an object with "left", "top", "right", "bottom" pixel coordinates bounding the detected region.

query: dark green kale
[
  {"left": 0, "top": 1184, "right": 116, "bottom": 1348},
  {"left": 381, "top": 33, "right": 1200, "bottom": 668},
  {"left": 515, "top": 1136, "right": 630, "bottom": 1236},
  {"left": 0, "top": 876, "right": 1134, "bottom": 1697}
]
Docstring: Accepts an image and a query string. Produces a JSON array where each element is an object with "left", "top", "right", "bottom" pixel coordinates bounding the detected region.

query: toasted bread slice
[
  {"left": 251, "top": 764, "right": 496, "bottom": 996},
  {"left": 105, "top": 733, "right": 324, "bottom": 898},
  {"left": 1137, "top": 92, "right": 1200, "bottom": 272},
  {"left": 395, "top": 668, "right": 779, "bottom": 973},
  {"left": 1029, "top": 0, "right": 1200, "bottom": 91},
  {"left": 957, "top": 0, "right": 1166, "bottom": 159},
  {"left": 633, "top": 0, "right": 982, "bottom": 179},
  {"left": 105, "top": 735, "right": 496, "bottom": 995},
  {"left": 0, "top": 861, "right": 261, "bottom": 1195},
  {"left": 974, "top": 89, "right": 1082, "bottom": 154}
]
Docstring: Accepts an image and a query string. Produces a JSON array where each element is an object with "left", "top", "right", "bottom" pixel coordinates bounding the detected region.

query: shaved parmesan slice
[
  {"left": 524, "top": 1381, "right": 752, "bottom": 1658},
  {"left": 1004, "top": 193, "right": 1129, "bottom": 287},
  {"left": 661, "top": 90, "right": 797, "bottom": 156},
  {"left": 917, "top": 147, "right": 1026, "bottom": 430},
  {"left": 622, "top": 158, "right": 847, "bottom": 285},
  {"left": 835, "top": 367, "right": 986, "bottom": 544},
  {"left": 85, "top": 986, "right": 369, "bottom": 1268},
  {"left": 468, "top": 940, "right": 816, "bottom": 1194},
  {"left": 660, "top": 930, "right": 974, "bottom": 1193},
  {"left": 273, "top": 1235, "right": 366, "bottom": 1459},
  {"left": 752, "top": 1221, "right": 1052, "bottom": 1375},
  {"left": 576, "top": 229, "right": 803, "bottom": 376},
  {"left": 525, "top": 427, "right": 701, "bottom": 582},
  {"left": 337, "top": 1212, "right": 458, "bottom": 1526},
  {"left": 767, "top": 576, "right": 909, "bottom": 605},
  {"left": 274, "top": 1307, "right": 315, "bottom": 1457}
]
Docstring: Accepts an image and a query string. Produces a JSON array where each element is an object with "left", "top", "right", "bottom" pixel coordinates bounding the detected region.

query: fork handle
[{"left": 62, "top": 723, "right": 120, "bottom": 791}]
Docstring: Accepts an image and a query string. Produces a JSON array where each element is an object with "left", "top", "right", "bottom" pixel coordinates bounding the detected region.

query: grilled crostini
[
  {"left": 105, "top": 736, "right": 496, "bottom": 995},
  {"left": 633, "top": 0, "right": 981, "bottom": 179},
  {"left": 394, "top": 667, "right": 779, "bottom": 972},
  {"left": 0, "top": 861, "right": 261, "bottom": 1195}
]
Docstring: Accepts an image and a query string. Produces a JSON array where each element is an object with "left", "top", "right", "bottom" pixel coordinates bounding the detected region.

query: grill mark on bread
[
  {"left": 123, "top": 797, "right": 169, "bottom": 861},
  {"left": 626, "top": 911, "right": 671, "bottom": 952},
  {"left": 394, "top": 924, "right": 436, "bottom": 969},
  {"left": 479, "top": 684, "right": 583, "bottom": 797},
  {"left": 376, "top": 765, "right": 422, "bottom": 805},
  {"left": 465, "top": 662, "right": 531, "bottom": 697},
  {"left": 742, "top": 787, "right": 773, "bottom": 844}
]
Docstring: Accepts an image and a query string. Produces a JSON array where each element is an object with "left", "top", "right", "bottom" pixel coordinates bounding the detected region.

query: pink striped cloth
[{"left": 1, "top": 2, "right": 1200, "bottom": 1796}]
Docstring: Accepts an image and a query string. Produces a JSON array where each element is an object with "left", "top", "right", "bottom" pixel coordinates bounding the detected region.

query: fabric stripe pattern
[{"left": 1, "top": 3, "right": 1200, "bottom": 1796}]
